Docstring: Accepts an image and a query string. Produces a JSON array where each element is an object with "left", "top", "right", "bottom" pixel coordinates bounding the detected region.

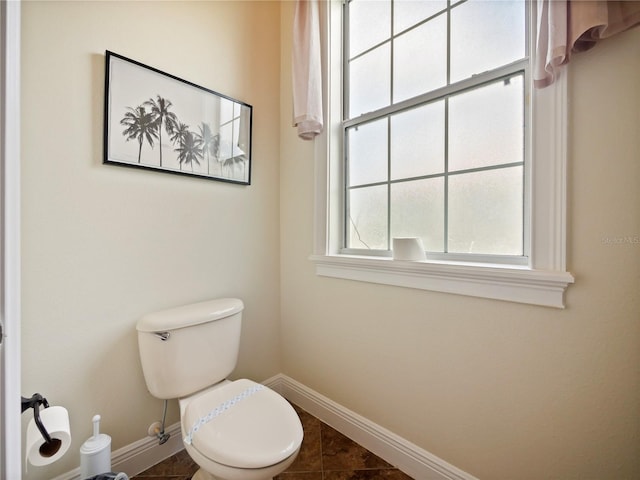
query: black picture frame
[{"left": 103, "top": 50, "right": 252, "bottom": 185}]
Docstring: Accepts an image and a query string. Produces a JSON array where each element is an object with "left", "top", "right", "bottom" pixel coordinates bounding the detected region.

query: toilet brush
[{"left": 80, "top": 415, "right": 112, "bottom": 479}]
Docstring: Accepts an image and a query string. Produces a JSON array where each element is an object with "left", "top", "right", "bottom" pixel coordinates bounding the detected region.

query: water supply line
[{"left": 156, "top": 400, "right": 170, "bottom": 445}]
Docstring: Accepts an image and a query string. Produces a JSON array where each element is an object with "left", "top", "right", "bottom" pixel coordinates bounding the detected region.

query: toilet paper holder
[{"left": 21, "top": 393, "right": 62, "bottom": 458}]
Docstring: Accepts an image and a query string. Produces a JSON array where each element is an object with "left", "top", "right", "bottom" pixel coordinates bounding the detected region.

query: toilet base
[
  {"left": 192, "top": 468, "right": 273, "bottom": 480},
  {"left": 192, "top": 469, "right": 213, "bottom": 480}
]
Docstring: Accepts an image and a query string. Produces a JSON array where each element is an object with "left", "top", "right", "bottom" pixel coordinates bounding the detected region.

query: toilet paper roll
[
  {"left": 25, "top": 406, "right": 71, "bottom": 466},
  {"left": 392, "top": 237, "right": 426, "bottom": 261}
]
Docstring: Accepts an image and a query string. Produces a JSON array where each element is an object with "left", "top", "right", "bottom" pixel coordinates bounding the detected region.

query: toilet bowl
[
  {"left": 136, "top": 299, "right": 303, "bottom": 480},
  {"left": 181, "top": 379, "right": 302, "bottom": 480}
]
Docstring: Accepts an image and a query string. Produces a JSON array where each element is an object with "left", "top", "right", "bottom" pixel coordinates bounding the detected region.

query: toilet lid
[{"left": 182, "top": 379, "right": 303, "bottom": 469}]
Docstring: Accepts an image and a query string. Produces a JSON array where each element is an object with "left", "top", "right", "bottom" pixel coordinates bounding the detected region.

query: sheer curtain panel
[{"left": 292, "top": 0, "right": 323, "bottom": 140}]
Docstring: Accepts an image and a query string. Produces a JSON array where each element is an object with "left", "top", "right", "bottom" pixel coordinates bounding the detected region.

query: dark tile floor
[{"left": 132, "top": 405, "right": 413, "bottom": 480}]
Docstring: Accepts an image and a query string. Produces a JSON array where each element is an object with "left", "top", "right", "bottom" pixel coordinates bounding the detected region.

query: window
[
  {"left": 345, "top": 0, "right": 527, "bottom": 261},
  {"left": 310, "top": 0, "right": 574, "bottom": 308}
]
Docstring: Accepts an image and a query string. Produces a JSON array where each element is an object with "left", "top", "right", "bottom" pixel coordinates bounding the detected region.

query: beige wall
[
  {"left": 21, "top": 2, "right": 281, "bottom": 479},
  {"left": 280, "top": 3, "right": 640, "bottom": 479}
]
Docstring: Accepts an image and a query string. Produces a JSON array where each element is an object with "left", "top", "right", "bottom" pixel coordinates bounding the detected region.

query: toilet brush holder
[{"left": 80, "top": 415, "right": 112, "bottom": 479}]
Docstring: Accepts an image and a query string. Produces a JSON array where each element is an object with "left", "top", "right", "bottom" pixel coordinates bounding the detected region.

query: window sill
[{"left": 309, "top": 254, "right": 574, "bottom": 308}]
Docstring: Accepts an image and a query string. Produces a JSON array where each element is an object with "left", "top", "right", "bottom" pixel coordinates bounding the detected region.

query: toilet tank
[{"left": 136, "top": 298, "right": 244, "bottom": 399}]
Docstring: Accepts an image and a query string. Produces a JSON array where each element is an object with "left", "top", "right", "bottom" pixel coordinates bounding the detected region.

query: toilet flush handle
[{"left": 154, "top": 332, "right": 171, "bottom": 341}]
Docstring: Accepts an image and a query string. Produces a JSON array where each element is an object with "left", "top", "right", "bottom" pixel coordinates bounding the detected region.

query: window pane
[
  {"left": 448, "top": 166, "right": 523, "bottom": 255},
  {"left": 450, "top": 0, "right": 525, "bottom": 83},
  {"left": 394, "top": 0, "right": 446, "bottom": 33},
  {"left": 349, "top": 0, "right": 391, "bottom": 58},
  {"left": 348, "top": 185, "right": 388, "bottom": 250},
  {"left": 393, "top": 14, "right": 447, "bottom": 103},
  {"left": 349, "top": 44, "right": 391, "bottom": 118},
  {"left": 390, "top": 101, "right": 444, "bottom": 180},
  {"left": 347, "top": 118, "right": 388, "bottom": 186},
  {"left": 448, "top": 75, "right": 523, "bottom": 172},
  {"left": 391, "top": 179, "right": 444, "bottom": 252}
]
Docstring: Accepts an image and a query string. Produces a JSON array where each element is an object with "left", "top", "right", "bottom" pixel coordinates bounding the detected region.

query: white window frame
[{"left": 310, "top": 0, "right": 574, "bottom": 308}]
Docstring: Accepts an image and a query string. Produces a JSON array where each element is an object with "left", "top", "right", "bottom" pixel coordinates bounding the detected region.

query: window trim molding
[
  {"left": 310, "top": 253, "right": 574, "bottom": 308},
  {"left": 310, "top": 0, "right": 574, "bottom": 308}
]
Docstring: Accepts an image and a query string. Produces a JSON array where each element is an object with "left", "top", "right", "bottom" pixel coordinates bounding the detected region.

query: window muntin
[{"left": 343, "top": 0, "right": 528, "bottom": 261}]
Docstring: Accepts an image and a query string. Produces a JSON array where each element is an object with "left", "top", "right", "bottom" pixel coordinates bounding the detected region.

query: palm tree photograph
[{"left": 104, "top": 51, "right": 252, "bottom": 185}]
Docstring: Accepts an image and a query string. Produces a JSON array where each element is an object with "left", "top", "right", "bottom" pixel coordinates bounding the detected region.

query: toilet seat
[{"left": 182, "top": 379, "right": 303, "bottom": 469}]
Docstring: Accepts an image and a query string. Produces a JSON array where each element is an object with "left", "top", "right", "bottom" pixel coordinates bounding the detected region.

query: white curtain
[
  {"left": 292, "top": 0, "right": 323, "bottom": 140},
  {"left": 535, "top": 0, "right": 640, "bottom": 88}
]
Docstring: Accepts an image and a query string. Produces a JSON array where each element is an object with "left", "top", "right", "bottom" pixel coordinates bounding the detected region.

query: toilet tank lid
[{"left": 136, "top": 298, "right": 244, "bottom": 332}]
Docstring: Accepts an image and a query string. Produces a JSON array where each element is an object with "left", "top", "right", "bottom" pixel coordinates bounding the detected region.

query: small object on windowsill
[{"left": 392, "top": 237, "right": 426, "bottom": 261}]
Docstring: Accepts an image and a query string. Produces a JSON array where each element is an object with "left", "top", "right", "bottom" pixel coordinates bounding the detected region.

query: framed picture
[{"left": 103, "top": 50, "right": 252, "bottom": 185}]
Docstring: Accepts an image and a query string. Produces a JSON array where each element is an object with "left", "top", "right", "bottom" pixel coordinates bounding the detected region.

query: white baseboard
[
  {"left": 53, "top": 374, "right": 477, "bottom": 480},
  {"left": 263, "top": 374, "right": 478, "bottom": 480}
]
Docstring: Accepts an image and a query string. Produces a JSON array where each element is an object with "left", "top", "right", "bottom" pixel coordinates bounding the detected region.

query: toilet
[{"left": 136, "top": 298, "right": 303, "bottom": 480}]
